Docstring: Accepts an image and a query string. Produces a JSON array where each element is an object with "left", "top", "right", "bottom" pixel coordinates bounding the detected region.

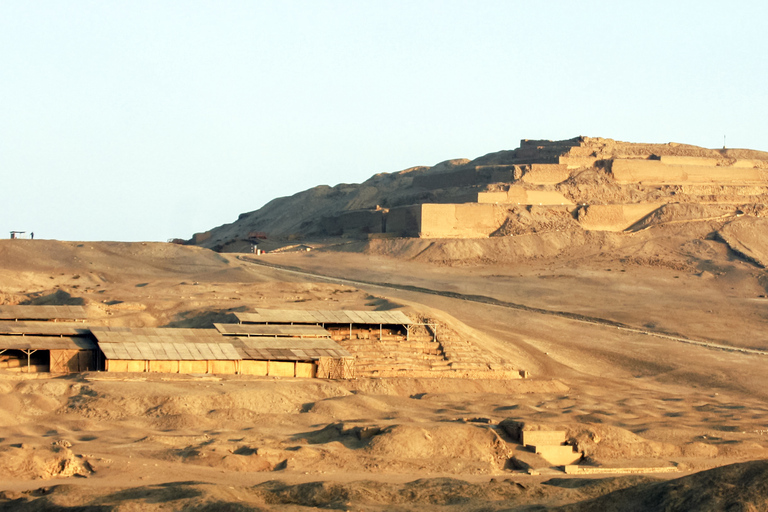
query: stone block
[{"left": 521, "top": 430, "right": 566, "bottom": 447}]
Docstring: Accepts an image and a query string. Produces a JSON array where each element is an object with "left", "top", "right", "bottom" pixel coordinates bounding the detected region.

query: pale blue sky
[{"left": 2, "top": 1, "right": 766, "bottom": 241}]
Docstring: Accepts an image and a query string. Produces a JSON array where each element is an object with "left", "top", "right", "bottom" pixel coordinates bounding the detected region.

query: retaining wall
[
  {"left": 419, "top": 203, "right": 505, "bottom": 238},
  {"left": 577, "top": 204, "right": 662, "bottom": 231},
  {"left": 477, "top": 187, "right": 573, "bottom": 205},
  {"left": 612, "top": 159, "right": 765, "bottom": 184},
  {"left": 521, "top": 164, "right": 570, "bottom": 184}
]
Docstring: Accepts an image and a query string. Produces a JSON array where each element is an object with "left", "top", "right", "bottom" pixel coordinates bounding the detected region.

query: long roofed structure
[
  {"left": 214, "top": 323, "right": 331, "bottom": 338},
  {"left": 234, "top": 309, "right": 412, "bottom": 326}
]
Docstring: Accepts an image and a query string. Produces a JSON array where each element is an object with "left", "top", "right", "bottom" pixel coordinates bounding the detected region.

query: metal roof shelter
[
  {"left": 233, "top": 337, "right": 351, "bottom": 361},
  {"left": 0, "top": 334, "right": 98, "bottom": 373},
  {"left": 89, "top": 326, "right": 352, "bottom": 378},
  {"left": 234, "top": 309, "right": 415, "bottom": 341},
  {"left": 90, "top": 327, "right": 224, "bottom": 344},
  {"left": 90, "top": 327, "right": 349, "bottom": 362},
  {"left": 234, "top": 309, "right": 412, "bottom": 326},
  {"left": 0, "top": 321, "right": 90, "bottom": 336},
  {"left": 214, "top": 323, "right": 331, "bottom": 338},
  {"left": 98, "top": 341, "right": 242, "bottom": 361},
  {"left": 0, "top": 306, "right": 87, "bottom": 322},
  {"left": 0, "top": 336, "right": 97, "bottom": 351},
  {"left": 90, "top": 327, "right": 240, "bottom": 361}
]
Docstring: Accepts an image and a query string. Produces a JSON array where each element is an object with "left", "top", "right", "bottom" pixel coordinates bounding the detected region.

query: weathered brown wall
[
  {"left": 50, "top": 349, "right": 95, "bottom": 373},
  {"left": 385, "top": 205, "right": 422, "bottom": 237}
]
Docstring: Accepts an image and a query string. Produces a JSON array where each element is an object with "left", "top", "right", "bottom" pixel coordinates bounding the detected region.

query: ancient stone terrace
[{"left": 316, "top": 136, "right": 768, "bottom": 239}]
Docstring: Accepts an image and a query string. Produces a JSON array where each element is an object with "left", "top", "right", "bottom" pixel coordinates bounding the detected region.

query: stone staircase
[
  {"left": 337, "top": 325, "right": 506, "bottom": 378},
  {"left": 338, "top": 333, "right": 451, "bottom": 376}
]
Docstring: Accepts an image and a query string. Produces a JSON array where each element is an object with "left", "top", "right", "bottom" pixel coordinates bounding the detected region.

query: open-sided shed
[
  {"left": 0, "top": 330, "right": 98, "bottom": 373},
  {"left": 214, "top": 323, "right": 331, "bottom": 338},
  {"left": 233, "top": 336, "right": 353, "bottom": 378},
  {"left": 90, "top": 327, "right": 353, "bottom": 378},
  {"left": 234, "top": 309, "right": 414, "bottom": 340},
  {"left": 90, "top": 327, "right": 240, "bottom": 374}
]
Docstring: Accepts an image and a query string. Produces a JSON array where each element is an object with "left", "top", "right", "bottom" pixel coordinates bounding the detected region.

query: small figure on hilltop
[{"left": 30, "top": 232, "right": 34, "bottom": 240}]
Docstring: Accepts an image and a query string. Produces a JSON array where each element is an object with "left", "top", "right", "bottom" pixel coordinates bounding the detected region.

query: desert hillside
[{"left": 189, "top": 137, "right": 768, "bottom": 260}]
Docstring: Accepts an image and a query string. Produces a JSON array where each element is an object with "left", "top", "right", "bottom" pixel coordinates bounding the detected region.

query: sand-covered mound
[{"left": 718, "top": 216, "right": 768, "bottom": 268}]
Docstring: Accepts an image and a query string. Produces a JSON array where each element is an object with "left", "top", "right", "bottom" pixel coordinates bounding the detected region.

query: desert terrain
[
  {"left": 0, "top": 236, "right": 767, "bottom": 511},
  {"left": 2, "top": 137, "right": 768, "bottom": 510}
]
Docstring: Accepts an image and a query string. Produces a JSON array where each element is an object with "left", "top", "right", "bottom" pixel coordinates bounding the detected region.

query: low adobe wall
[
  {"left": 577, "top": 204, "right": 662, "bottom": 231},
  {"left": 612, "top": 159, "right": 765, "bottom": 184},
  {"left": 477, "top": 186, "right": 573, "bottom": 205}
]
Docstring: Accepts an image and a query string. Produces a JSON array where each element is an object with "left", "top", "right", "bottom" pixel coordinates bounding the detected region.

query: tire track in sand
[{"left": 238, "top": 256, "right": 768, "bottom": 358}]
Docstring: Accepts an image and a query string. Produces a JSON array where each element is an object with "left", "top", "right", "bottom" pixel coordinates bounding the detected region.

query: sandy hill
[{"left": 189, "top": 137, "right": 768, "bottom": 261}]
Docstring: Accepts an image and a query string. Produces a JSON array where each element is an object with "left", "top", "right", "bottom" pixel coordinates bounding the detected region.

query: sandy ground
[{"left": 1, "top": 239, "right": 767, "bottom": 510}]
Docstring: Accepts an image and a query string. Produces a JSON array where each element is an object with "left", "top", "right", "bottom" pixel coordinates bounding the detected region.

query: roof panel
[
  {"left": 112, "top": 344, "right": 131, "bottom": 360},
  {"left": 0, "top": 322, "right": 90, "bottom": 336},
  {"left": 197, "top": 344, "right": 215, "bottom": 360},
  {"left": 0, "top": 336, "right": 97, "bottom": 351},
  {"left": 214, "top": 323, "right": 330, "bottom": 338},
  {"left": 234, "top": 309, "right": 411, "bottom": 326},
  {"left": 219, "top": 344, "right": 242, "bottom": 360},
  {"left": 0, "top": 305, "right": 87, "bottom": 321},
  {"left": 99, "top": 344, "right": 120, "bottom": 359}
]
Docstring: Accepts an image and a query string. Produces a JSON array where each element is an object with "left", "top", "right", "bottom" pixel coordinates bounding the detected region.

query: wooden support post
[{"left": 349, "top": 323, "right": 352, "bottom": 340}]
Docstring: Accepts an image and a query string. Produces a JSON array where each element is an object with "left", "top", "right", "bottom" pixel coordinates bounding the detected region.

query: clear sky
[{"left": 2, "top": 1, "right": 766, "bottom": 242}]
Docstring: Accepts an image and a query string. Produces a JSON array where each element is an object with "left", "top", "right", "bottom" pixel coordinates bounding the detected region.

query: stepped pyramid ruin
[{"left": 192, "top": 136, "right": 768, "bottom": 250}]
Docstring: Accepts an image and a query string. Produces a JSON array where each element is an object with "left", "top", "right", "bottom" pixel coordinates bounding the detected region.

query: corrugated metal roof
[
  {"left": 90, "top": 326, "right": 350, "bottom": 362},
  {"left": 213, "top": 323, "right": 331, "bottom": 337},
  {"left": 0, "top": 336, "right": 97, "bottom": 351},
  {"left": 0, "top": 321, "right": 90, "bottom": 336},
  {"left": 0, "top": 305, "right": 88, "bottom": 321},
  {"left": 234, "top": 309, "right": 412, "bottom": 326},
  {"left": 90, "top": 327, "right": 224, "bottom": 344},
  {"left": 98, "top": 341, "right": 241, "bottom": 361},
  {"left": 232, "top": 336, "right": 352, "bottom": 361}
]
